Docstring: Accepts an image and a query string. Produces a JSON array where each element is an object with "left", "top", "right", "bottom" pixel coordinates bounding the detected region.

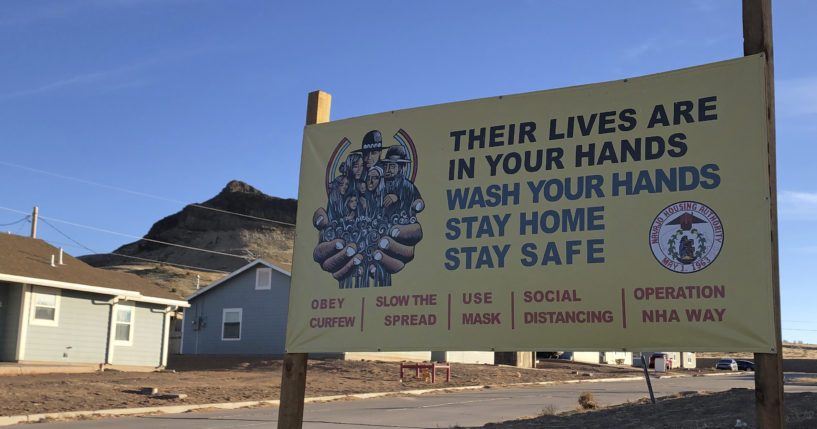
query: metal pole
[{"left": 640, "top": 355, "right": 656, "bottom": 404}]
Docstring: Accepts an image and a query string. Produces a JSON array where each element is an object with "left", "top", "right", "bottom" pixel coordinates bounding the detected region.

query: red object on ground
[{"left": 400, "top": 362, "right": 451, "bottom": 383}]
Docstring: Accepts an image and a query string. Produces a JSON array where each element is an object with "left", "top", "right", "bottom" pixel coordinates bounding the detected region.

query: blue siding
[
  {"left": 24, "top": 288, "right": 111, "bottom": 363},
  {"left": 0, "top": 283, "right": 21, "bottom": 361},
  {"left": 112, "top": 303, "right": 165, "bottom": 367},
  {"left": 182, "top": 266, "right": 289, "bottom": 355},
  {"left": 15, "top": 287, "right": 169, "bottom": 366}
]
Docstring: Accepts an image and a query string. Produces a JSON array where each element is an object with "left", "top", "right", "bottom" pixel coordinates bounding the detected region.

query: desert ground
[
  {"left": 0, "top": 357, "right": 650, "bottom": 417},
  {"left": 2, "top": 345, "right": 816, "bottom": 427}
]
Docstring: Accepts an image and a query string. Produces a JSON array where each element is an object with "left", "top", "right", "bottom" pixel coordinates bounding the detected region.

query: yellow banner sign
[{"left": 286, "top": 55, "right": 775, "bottom": 353}]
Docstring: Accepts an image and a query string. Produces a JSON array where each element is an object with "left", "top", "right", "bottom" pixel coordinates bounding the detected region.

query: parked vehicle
[
  {"left": 649, "top": 352, "right": 673, "bottom": 370},
  {"left": 716, "top": 358, "right": 738, "bottom": 371},
  {"left": 736, "top": 360, "right": 755, "bottom": 371}
]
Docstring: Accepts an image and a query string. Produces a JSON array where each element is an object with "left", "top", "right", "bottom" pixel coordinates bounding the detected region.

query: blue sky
[{"left": 1, "top": 0, "right": 815, "bottom": 343}]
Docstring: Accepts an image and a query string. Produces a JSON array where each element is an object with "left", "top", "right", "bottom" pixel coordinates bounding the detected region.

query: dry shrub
[
  {"left": 540, "top": 404, "right": 556, "bottom": 416},
  {"left": 578, "top": 391, "right": 597, "bottom": 409}
]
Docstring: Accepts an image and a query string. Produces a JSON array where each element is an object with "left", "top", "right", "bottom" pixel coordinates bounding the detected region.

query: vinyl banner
[{"left": 286, "top": 55, "right": 775, "bottom": 353}]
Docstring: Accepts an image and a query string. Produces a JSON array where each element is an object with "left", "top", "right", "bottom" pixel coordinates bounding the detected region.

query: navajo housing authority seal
[{"left": 649, "top": 201, "right": 724, "bottom": 273}]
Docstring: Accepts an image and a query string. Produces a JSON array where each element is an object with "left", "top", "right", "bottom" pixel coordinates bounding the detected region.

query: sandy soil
[
  {"left": 0, "top": 357, "right": 651, "bottom": 417},
  {"left": 480, "top": 389, "right": 817, "bottom": 428},
  {"left": 2, "top": 354, "right": 815, "bottom": 427},
  {"left": 698, "top": 342, "right": 817, "bottom": 360}
]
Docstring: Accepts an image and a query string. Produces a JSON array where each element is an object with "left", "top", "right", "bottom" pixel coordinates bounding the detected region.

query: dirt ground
[
  {"left": 0, "top": 356, "right": 656, "bottom": 417},
  {"left": 698, "top": 342, "right": 817, "bottom": 360},
  {"left": 481, "top": 388, "right": 817, "bottom": 428},
  {"left": 2, "top": 355, "right": 816, "bottom": 428}
]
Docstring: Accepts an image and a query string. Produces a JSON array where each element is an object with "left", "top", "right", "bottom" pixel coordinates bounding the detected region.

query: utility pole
[
  {"left": 277, "top": 90, "right": 331, "bottom": 429},
  {"left": 30, "top": 206, "right": 39, "bottom": 238}
]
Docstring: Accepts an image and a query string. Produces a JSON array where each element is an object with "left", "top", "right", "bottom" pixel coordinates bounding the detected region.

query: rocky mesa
[{"left": 80, "top": 180, "right": 296, "bottom": 297}]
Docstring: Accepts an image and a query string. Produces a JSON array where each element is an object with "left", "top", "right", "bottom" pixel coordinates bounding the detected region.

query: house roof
[
  {"left": 0, "top": 233, "right": 188, "bottom": 307},
  {"left": 185, "top": 259, "right": 289, "bottom": 301}
]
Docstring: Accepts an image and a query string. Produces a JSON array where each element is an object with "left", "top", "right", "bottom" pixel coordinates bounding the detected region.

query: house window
[
  {"left": 256, "top": 268, "right": 272, "bottom": 290},
  {"left": 30, "top": 287, "right": 60, "bottom": 326},
  {"left": 114, "top": 304, "right": 134, "bottom": 345},
  {"left": 222, "top": 308, "right": 242, "bottom": 340}
]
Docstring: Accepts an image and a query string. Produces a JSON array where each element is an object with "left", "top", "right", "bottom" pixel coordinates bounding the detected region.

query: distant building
[
  {"left": 0, "top": 234, "right": 188, "bottom": 368},
  {"left": 632, "top": 351, "right": 697, "bottom": 369},
  {"left": 572, "top": 351, "right": 634, "bottom": 366},
  {"left": 182, "top": 260, "right": 291, "bottom": 355}
]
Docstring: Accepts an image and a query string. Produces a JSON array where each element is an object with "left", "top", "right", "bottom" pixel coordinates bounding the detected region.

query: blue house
[
  {"left": 181, "top": 260, "right": 290, "bottom": 355},
  {"left": 0, "top": 234, "right": 188, "bottom": 368}
]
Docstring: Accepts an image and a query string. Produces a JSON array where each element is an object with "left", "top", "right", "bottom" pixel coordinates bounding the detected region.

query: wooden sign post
[
  {"left": 743, "top": 0, "right": 785, "bottom": 427},
  {"left": 277, "top": 90, "right": 331, "bottom": 429}
]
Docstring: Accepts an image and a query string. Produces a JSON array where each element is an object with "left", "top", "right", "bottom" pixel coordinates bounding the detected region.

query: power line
[
  {"left": 0, "top": 160, "right": 186, "bottom": 204},
  {"left": 1, "top": 161, "right": 296, "bottom": 226},
  {"left": 0, "top": 205, "right": 251, "bottom": 261},
  {"left": 0, "top": 215, "right": 29, "bottom": 226},
  {"left": 39, "top": 217, "right": 97, "bottom": 254},
  {"left": 108, "top": 252, "right": 230, "bottom": 274},
  {"left": 189, "top": 204, "right": 295, "bottom": 227},
  {"left": 38, "top": 217, "right": 230, "bottom": 274},
  {"left": 0, "top": 206, "right": 31, "bottom": 216},
  {"left": 37, "top": 214, "right": 251, "bottom": 260}
]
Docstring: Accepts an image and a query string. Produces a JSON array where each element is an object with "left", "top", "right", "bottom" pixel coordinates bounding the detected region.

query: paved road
[{"left": 28, "top": 373, "right": 817, "bottom": 429}]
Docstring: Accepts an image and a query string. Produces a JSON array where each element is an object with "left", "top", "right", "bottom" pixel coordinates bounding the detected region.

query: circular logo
[{"left": 649, "top": 201, "right": 724, "bottom": 273}]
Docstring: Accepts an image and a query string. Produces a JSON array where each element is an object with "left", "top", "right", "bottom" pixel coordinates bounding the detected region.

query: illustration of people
[
  {"left": 362, "top": 165, "right": 385, "bottom": 219},
  {"left": 313, "top": 129, "right": 425, "bottom": 288},
  {"left": 327, "top": 175, "right": 349, "bottom": 221},
  {"left": 339, "top": 152, "right": 365, "bottom": 208},
  {"left": 678, "top": 235, "right": 696, "bottom": 262},
  {"left": 342, "top": 152, "right": 365, "bottom": 183},
  {"left": 355, "top": 130, "right": 386, "bottom": 170},
  {"left": 344, "top": 194, "right": 358, "bottom": 220},
  {"left": 381, "top": 145, "right": 424, "bottom": 219}
]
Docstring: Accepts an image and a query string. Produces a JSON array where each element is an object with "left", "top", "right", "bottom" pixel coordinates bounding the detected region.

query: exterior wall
[
  {"left": 345, "top": 351, "right": 494, "bottom": 364},
  {"left": 345, "top": 352, "right": 431, "bottom": 362},
  {"left": 0, "top": 283, "right": 22, "bottom": 361},
  {"left": 602, "top": 351, "right": 632, "bottom": 365},
  {"left": 442, "top": 351, "right": 495, "bottom": 364},
  {"left": 24, "top": 288, "right": 110, "bottom": 363},
  {"left": 680, "top": 352, "right": 697, "bottom": 368},
  {"left": 168, "top": 315, "right": 183, "bottom": 354},
  {"left": 182, "top": 266, "right": 290, "bottom": 355},
  {"left": 431, "top": 352, "right": 495, "bottom": 365},
  {"left": 112, "top": 303, "right": 166, "bottom": 367},
  {"left": 631, "top": 351, "right": 693, "bottom": 368},
  {"left": 572, "top": 351, "right": 602, "bottom": 364}
]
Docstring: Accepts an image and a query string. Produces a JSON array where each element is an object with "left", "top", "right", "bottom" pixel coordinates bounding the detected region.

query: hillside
[{"left": 80, "top": 180, "right": 296, "bottom": 298}]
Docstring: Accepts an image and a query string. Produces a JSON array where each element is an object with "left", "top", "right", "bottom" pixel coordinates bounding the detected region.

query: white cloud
[{"left": 779, "top": 190, "right": 817, "bottom": 220}]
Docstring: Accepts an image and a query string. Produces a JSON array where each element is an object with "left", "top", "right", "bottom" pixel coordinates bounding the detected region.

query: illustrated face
[
  {"left": 366, "top": 170, "right": 381, "bottom": 192},
  {"left": 383, "top": 162, "right": 400, "bottom": 179},
  {"left": 338, "top": 177, "right": 349, "bottom": 195},
  {"left": 364, "top": 150, "right": 381, "bottom": 169},
  {"left": 357, "top": 180, "right": 366, "bottom": 193},
  {"left": 347, "top": 196, "right": 357, "bottom": 210},
  {"left": 352, "top": 158, "right": 364, "bottom": 179}
]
